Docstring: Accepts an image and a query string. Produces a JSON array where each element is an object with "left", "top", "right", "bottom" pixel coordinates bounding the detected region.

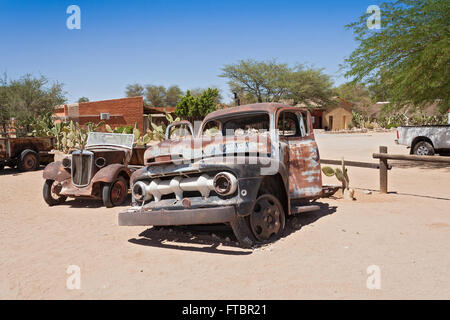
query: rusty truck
[
  {"left": 119, "top": 103, "right": 332, "bottom": 247},
  {"left": 0, "top": 136, "right": 55, "bottom": 171}
]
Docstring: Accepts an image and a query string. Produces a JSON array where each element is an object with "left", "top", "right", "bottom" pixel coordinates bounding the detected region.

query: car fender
[
  {"left": 42, "top": 161, "right": 71, "bottom": 182},
  {"left": 91, "top": 163, "right": 131, "bottom": 184}
]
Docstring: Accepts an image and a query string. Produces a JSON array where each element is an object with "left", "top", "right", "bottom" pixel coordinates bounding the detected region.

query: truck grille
[{"left": 71, "top": 151, "right": 94, "bottom": 187}]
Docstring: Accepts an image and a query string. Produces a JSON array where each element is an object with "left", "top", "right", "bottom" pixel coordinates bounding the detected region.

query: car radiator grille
[{"left": 72, "top": 151, "right": 93, "bottom": 186}]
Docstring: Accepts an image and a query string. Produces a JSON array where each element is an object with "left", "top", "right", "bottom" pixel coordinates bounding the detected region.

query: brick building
[{"left": 54, "top": 97, "right": 144, "bottom": 130}]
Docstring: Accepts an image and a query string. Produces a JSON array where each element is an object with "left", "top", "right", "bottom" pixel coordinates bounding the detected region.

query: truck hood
[{"left": 144, "top": 134, "right": 272, "bottom": 165}]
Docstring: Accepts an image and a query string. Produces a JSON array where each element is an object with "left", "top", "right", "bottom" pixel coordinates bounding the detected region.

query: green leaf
[
  {"left": 334, "top": 168, "right": 345, "bottom": 182},
  {"left": 105, "top": 124, "right": 113, "bottom": 133},
  {"left": 322, "top": 166, "right": 336, "bottom": 177},
  {"left": 133, "top": 127, "right": 141, "bottom": 141}
]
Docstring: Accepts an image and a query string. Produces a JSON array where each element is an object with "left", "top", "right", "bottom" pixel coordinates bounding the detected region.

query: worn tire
[
  {"left": 231, "top": 186, "right": 286, "bottom": 248},
  {"left": 230, "top": 216, "right": 257, "bottom": 248},
  {"left": 43, "top": 179, "right": 67, "bottom": 206},
  {"left": 18, "top": 149, "right": 39, "bottom": 171},
  {"left": 102, "top": 176, "right": 128, "bottom": 208},
  {"left": 413, "top": 141, "right": 435, "bottom": 156}
]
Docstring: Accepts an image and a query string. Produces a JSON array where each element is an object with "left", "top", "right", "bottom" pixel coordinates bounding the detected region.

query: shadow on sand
[
  {"left": 0, "top": 166, "right": 44, "bottom": 176},
  {"left": 390, "top": 160, "right": 450, "bottom": 171},
  {"left": 128, "top": 202, "right": 337, "bottom": 255},
  {"left": 61, "top": 194, "right": 132, "bottom": 209}
]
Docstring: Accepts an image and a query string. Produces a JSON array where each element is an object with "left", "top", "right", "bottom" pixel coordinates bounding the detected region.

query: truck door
[{"left": 277, "top": 110, "right": 322, "bottom": 200}]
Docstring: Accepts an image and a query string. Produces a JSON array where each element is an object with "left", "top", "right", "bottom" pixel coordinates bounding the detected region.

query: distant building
[
  {"left": 54, "top": 97, "right": 144, "bottom": 130},
  {"left": 305, "top": 97, "right": 354, "bottom": 130}
]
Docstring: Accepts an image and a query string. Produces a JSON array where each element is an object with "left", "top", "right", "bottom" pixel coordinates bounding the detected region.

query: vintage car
[
  {"left": 119, "top": 103, "right": 328, "bottom": 247},
  {"left": 42, "top": 132, "right": 141, "bottom": 208}
]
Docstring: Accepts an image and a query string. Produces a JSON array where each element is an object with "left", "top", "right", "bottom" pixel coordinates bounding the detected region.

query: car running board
[{"left": 290, "top": 205, "right": 321, "bottom": 215}]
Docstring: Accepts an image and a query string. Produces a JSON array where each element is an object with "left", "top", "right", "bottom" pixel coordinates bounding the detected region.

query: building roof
[{"left": 144, "top": 106, "right": 176, "bottom": 114}]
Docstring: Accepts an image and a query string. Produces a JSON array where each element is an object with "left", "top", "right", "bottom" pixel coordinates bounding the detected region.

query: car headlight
[
  {"left": 132, "top": 181, "right": 152, "bottom": 202},
  {"left": 95, "top": 157, "right": 106, "bottom": 168},
  {"left": 213, "top": 172, "right": 237, "bottom": 196},
  {"left": 62, "top": 157, "right": 71, "bottom": 169}
]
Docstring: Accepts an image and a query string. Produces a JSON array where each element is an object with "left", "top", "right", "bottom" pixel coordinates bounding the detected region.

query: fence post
[{"left": 379, "top": 146, "right": 388, "bottom": 194}]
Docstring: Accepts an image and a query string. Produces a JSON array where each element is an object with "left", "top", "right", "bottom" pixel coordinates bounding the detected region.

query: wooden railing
[{"left": 322, "top": 146, "right": 450, "bottom": 194}]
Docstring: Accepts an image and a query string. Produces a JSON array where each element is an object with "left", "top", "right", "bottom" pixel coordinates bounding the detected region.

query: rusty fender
[
  {"left": 91, "top": 163, "right": 133, "bottom": 184},
  {"left": 42, "top": 161, "right": 70, "bottom": 182}
]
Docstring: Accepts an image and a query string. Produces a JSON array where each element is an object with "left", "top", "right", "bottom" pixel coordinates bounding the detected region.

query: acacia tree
[
  {"left": 220, "top": 59, "right": 334, "bottom": 106},
  {"left": 125, "top": 83, "right": 145, "bottom": 98},
  {"left": 344, "top": 0, "right": 449, "bottom": 113},
  {"left": 165, "top": 85, "right": 183, "bottom": 106},
  {"left": 145, "top": 85, "right": 166, "bottom": 107},
  {"left": 0, "top": 76, "right": 11, "bottom": 133},
  {"left": 5, "top": 75, "right": 66, "bottom": 133},
  {"left": 220, "top": 59, "right": 291, "bottom": 103},
  {"left": 126, "top": 84, "right": 184, "bottom": 107},
  {"left": 287, "top": 65, "right": 335, "bottom": 106},
  {"left": 334, "top": 82, "right": 373, "bottom": 109}
]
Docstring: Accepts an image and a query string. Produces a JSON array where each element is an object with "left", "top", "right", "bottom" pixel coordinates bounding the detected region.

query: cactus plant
[{"left": 322, "top": 158, "right": 355, "bottom": 200}]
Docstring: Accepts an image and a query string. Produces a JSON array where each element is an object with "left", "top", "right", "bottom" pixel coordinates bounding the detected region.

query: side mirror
[{"left": 165, "top": 121, "right": 194, "bottom": 140}]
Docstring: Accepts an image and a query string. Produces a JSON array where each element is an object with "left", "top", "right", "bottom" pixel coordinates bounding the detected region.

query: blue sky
[{"left": 0, "top": 0, "right": 381, "bottom": 103}]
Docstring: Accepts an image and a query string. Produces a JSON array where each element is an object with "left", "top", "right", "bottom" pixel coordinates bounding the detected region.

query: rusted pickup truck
[
  {"left": 0, "top": 137, "right": 55, "bottom": 171},
  {"left": 119, "top": 103, "right": 327, "bottom": 247},
  {"left": 42, "top": 132, "right": 145, "bottom": 207}
]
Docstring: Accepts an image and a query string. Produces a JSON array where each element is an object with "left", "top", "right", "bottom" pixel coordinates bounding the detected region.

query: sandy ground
[{"left": 0, "top": 131, "right": 449, "bottom": 299}]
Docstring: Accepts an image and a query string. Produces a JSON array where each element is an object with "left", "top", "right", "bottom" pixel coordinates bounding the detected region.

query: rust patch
[{"left": 43, "top": 161, "right": 71, "bottom": 182}]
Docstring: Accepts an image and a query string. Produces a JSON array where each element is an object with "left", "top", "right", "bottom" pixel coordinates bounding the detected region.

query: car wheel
[
  {"left": 102, "top": 176, "right": 128, "bottom": 208},
  {"left": 18, "top": 149, "right": 39, "bottom": 171},
  {"left": 413, "top": 141, "right": 435, "bottom": 156},
  {"left": 43, "top": 179, "right": 67, "bottom": 206}
]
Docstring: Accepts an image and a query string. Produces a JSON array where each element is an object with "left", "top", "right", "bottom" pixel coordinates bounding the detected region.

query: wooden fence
[{"left": 322, "top": 146, "right": 450, "bottom": 194}]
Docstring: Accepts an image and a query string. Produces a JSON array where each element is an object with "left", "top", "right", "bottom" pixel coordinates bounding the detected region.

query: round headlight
[
  {"left": 132, "top": 181, "right": 152, "bottom": 202},
  {"left": 95, "top": 157, "right": 106, "bottom": 168},
  {"left": 62, "top": 157, "right": 71, "bottom": 169},
  {"left": 213, "top": 172, "right": 238, "bottom": 196}
]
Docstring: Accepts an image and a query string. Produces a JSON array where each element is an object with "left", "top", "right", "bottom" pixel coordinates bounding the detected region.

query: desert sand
[{"left": 0, "top": 131, "right": 449, "bottom": 299}]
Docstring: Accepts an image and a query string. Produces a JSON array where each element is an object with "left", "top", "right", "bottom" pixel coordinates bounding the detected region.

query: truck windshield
[
  {"left": 86, "top": 132, "right": 135, "bottom": 149},
  {"left": 203, "top": 113, "right": 270, "bottom": 137}
]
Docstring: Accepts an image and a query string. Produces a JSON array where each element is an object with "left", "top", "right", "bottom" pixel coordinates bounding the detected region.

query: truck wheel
[
  {"left": 230, "top": 216, "right": 257, "bottom": 248},
  {"left": 249, "top": 194, "right": 285, "bottom": 242},
  {"left": 102, "top": 176, "right": 128, "bottom": 208},
  {"left": 230, "top": 193, "right": 285, "bottom": 248},
  {"left": 43, "top": 179, "right": 67, "bottom": 206},
  {"left": 413, "top": 141, "right": 434, "bottom": 156},
  {"left": 18, "top": 149, "right": 39, "bottom": 171}
]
